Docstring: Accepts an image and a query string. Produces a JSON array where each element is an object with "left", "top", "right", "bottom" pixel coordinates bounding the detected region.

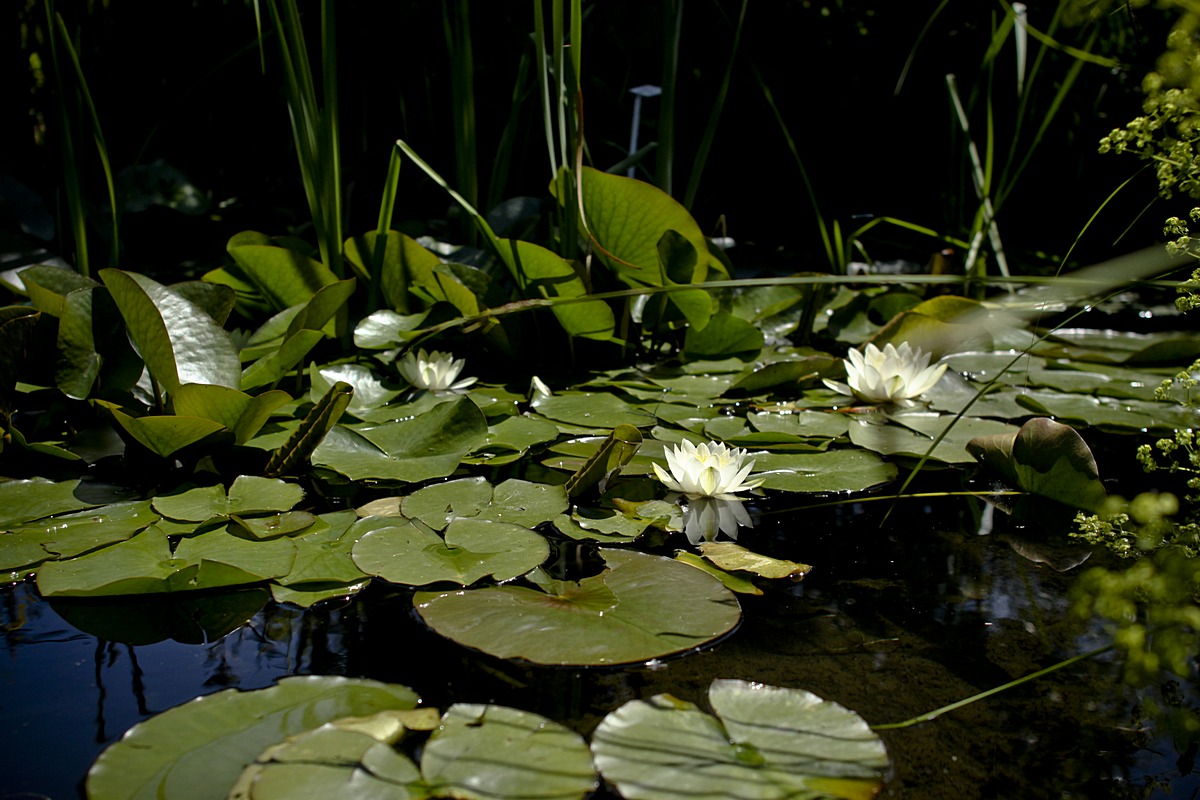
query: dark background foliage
[{"left": 1, "top": 0, "right": 1168, "bottom": 279}]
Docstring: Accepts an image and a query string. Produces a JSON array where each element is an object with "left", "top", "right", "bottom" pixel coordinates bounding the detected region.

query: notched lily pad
[
  {"left": 592, "top": 679, "right": 888, "bottom": 800},
  {"left": 414, "top": 548, "right": 740, "bottom": 665}
]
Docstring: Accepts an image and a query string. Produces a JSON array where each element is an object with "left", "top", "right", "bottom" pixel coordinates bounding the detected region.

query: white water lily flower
[
  {"left": 823, "top": 341, "right": 948, "bottom": 404},
  {"left": 397, "top": 349, "right": 477, "bottom": 392},
  {"left": 653, "top": 439, "right": 762, "bottom": 500},
  {"left": 683, "top": 496, "right": 753, "bottom": 544}
]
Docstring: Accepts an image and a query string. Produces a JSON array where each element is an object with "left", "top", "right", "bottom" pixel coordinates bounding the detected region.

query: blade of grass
[
  {"left": 44, "top": 0, "right": 87, "bottom": 276},
  {"left": 658, "top": 0, "right": 683, "bottom": 193},
  {"left": 53, "top": 9, "right": 119, "bottom": 270},
  {"left": 444, "top": 0, "right": 478, "bottom": 244},
  {"left": 367, "top": 143, "right": 404, "bottom": 314}
]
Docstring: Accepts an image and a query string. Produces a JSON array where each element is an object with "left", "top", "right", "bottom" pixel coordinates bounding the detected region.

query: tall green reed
[{"left": 44, "top": 0, "right": 119, "bottom": 277}]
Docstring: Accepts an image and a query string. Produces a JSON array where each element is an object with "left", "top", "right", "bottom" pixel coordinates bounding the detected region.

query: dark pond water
[{"left": 2, "top": 474, "right": 1198, "bottom": 799}]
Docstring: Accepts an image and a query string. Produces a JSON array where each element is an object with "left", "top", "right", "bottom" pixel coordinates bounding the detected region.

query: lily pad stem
[{"left": 871, "top": 642, "right": 1115, "bottom": 730}]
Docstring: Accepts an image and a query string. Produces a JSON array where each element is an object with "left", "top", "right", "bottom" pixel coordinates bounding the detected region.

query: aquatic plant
[
  {"left": 397, "top": 349, "right": 477, "bottom": 393},
  {"left": 653, "top": 439, "right": 762, "bottom": 500},
  {"left": 823, "top": 341, "right": 948, "bottom": 405}
]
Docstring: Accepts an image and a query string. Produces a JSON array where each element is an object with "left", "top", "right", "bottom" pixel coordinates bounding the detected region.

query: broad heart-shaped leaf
[
  {"left": 1013, "top": 389, "right": 1200, "bottom": 433},
  {"left": 414, "top": 548, "right": 740, "bottom": 666},
  {"left": 18, "top": 263, "right": 99, "bottom": 316},
  {"left": 592, "top": 679, "right": 887, "bottom": 800},
  {"left": 683, "top": 311, "right": 764, "bottom": 361},
  {"left": 152, "top": 476, "right": 305, "bottom": 522},
  {"left": 0, "top": 477, "right": 95, "bottom": 529},
  {"left": 240, "top": 329, "right": 325, "bottom": 391},
  {"left": 579, "top": 167, "right": 717, "bottom": 286},
  {"left": 100, "top": 269, "right": 242, "bottom": 395},
  {"left": 226, "top": 235, "right": 339, "bottom": 312},
  {"left": 753, "top": 449, "right": 898, "bottom": 493},
  {"left": 99, "top": 402, "right": 230, "bottom": 458},
  {"left": 345, "top": 228, "right": 442, "bottom": 312},
  {"left": 313, "top": 396, "right": 488, "bottom": 483},
  {"left": 274, "top": 511, "right": 371, "bottom": 587},
  {"left": 967, "top": 417, "right": 1107, "bottom": 512},
  {"left": 171, "top": 384, "right": 292, "bottom": 445},
  {"left": 420, "top": 704, "right": 597, "bottom": 800},
  {"left": 492, "top": 237, "right": 615, "bottom": 340},
  {"left": 532, "top": 391, "right": 656, "bottom": 429},
  {"left": 353, "top": 309, "right": 430, "bottom": 349},
  {"left": 86, "top": 676, "right": 419, "bottom": 800},
  {"left": 36, "top": 524, "right": 297, "bottom": 597}
]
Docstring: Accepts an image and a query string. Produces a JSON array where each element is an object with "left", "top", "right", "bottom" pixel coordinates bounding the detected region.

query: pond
[{"left": 2, "top": 460, "right": 1198, "bottom": 799}]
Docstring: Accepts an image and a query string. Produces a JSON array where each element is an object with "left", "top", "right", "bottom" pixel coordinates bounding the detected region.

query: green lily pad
[
  {"left": 414, "top": 548, "right": 740, "bottom": 666},
  {"left": 591, "top": 679, "right": 888, "bottom": 800},
  {"left": 152, "top": 476, "right": 305, "bottom": 522},
  {"left": 849, "top": 413, "right": 1019, "bottom": 464},
  {"left": 274, "top": 511, "right": 376, "bottom": 587},
  {"left": 270, "top": 579, "right": 372, "bottom": 608},
  {"left": 674, "top": 551, "right": 764, "bottom": 595},
  {"left": 1013, "top": 389, "right": 1199, "bottom": 433},
  {"left": 683, "top": 310, "right": 764, "bottom": 360},
  {"left": 531, "top": 392, "right": 655, "bottom": 429},
  {"left": 1, "top": 500, "right": 158, "bottom": 574},
  {"left": 36, "top": 524, "right": 297, "bottom": 597},
  {"left": 420, "top": 704, "right": 596, "bottom": 800},
  {"left": 967, "top": 417, "right": 1107, "bottom": 512},
  {"left": 352, "top": 517, "right": 548, "bottom": 587},
  {"left": 401, "top": 477, "right": 494, "bottom": 529},
  {"left": 698, "top": 541, "right": 812, "bottom": 580},
  {"left": 86, "top": 676, "right": 419, "bottom": 800},
  {"left": 753, "top": 450, "right": 898, "bottom": 493},
  {"left": 748, "top": 410, "right": 850, "bottom": 439},
  {"left": 313, "top": 396, "right": 488, "bottom": 482},
  {"left": 474, "top": 479, "right": 570, "bottom": 527},
  {"left": 0, "top": 478, "right": 96, "bottom": 529}
]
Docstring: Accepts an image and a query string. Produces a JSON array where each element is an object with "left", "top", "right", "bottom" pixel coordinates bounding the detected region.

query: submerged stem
[{"left": 871, "top": 643, "right": 1115, "bottom": 730}]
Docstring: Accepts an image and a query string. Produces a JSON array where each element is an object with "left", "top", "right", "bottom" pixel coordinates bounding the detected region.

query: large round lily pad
[
  {"left": 414, "top": 548, "right": 741, "bottom": 665},
  {"left": 86, "top": 676, "right": 420, "bottom": 800},
  {"left": 591, "top": 679, "right": 889, "bottom": 800}
]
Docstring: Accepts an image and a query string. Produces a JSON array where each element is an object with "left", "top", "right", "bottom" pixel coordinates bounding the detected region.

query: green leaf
[
  {"left": 345, "top": 229, "right": 442, "bottom": 311},
  {"left": 580, "top": 167, "right": 716, "bottom": 286},
  {"left": 101, "top": 269, "right": 241, "bottom": 394},
  {"left": 592, "top": 679, "right": 888, "bottom": 800},
  {"left": 19, "top": 264, "right": 99, "bottom": 317},
  {"left": 352, "top": 517, "right": 549, "bottom": 586},
  {"left": 493, "top": 237, "right": 615, "bottom": 339},
  {"left": 313, "top": 396, "right": 487, "bottom": 483},
  {"left": 421, "top": 704, "right": 596, "bottom": 800},
  {"left": 564, "top": 424, "right": 642, "bottom": 499},
  {"left": 401, "top": 477, "right": 493, "bottom": 530},
  {"left": 414, "top": 548, "right": 740, "bottom": 666},
  {"left": 1, "top": 500, "right": 157, "bottom": 574},
  {"left": 753, "top": 450, "right": 898, "bottom": 493},
  {"left": 86, "top": 676, "right": 419, "bottom": 800},
  {"left": 226, "top": 237, "right": 339, "bottom": 311},
  {"left": 849, "top": 413, "right": 1019, "bottom": 464},
  {"left": 967, "top": 417, "right": 1107, "bottom": 512},
  {"left": 698, "top": 541, "right": 812, "bottom": 580},
  {"left": 152, "top": 476, "right": 304, "bottom": 522},
  {"left": 172, "top": 384, "right": 292, "bottom": 444},
  {"left": 532, "top": 391, "right": 655, "bottom": 429},
  {"left": 100, "top": 403, "right": 229, "bottom": 458},
  {"left": 683, "top": 311, "right": 764, "bottom": 360},
  {"left": 0, "top": 478, "right": 95, "bottom": 529}
]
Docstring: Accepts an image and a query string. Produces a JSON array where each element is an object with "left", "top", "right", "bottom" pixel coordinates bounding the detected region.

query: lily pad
[
  {"left": 414, "top": 548, "right": 740, "bottom": 665},
  {"left": 1, "top": 500, "right": 158, "bottom": 574},
  {"left": 352, "top": 517, "right": 549, "bottom": 586},
  {"left": 420, "top": 704, "right": 597, "bottom": 800},
  {"left": 591, "top": 679, "right": 888, "bottom": 800},
  {"left": 753, "top": 450, "right": 897, "bottom": 493},
  {"left": 152, "top": 476, "right": 304, "bottom": 523},
  {"left": 86, "top": 676, "right": 419, "bottom": 800},
  {"left": 532, "top": 391, "right": 656, "bottom": 429},
  {"left": 0, "top": 477, "right": 96, "bottom": 529},
  {"left": 849, "top": 413, "right": 1019, "bottom": 464},
  {"left": 312, "top": 397, "right": 488, "bottom": 482}
]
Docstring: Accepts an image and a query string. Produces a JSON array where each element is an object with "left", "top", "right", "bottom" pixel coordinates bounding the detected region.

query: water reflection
[{"left": 681, "top": 496, "right": 752, "bottom": 544}]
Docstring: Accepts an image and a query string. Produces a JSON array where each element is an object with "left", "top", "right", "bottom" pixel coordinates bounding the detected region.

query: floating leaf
[
  {"left": 352, "top": 517, "right": 548, "bottom": 586},
  {"left": 313, "top": 396, "right": 487, "bottom": 483},
  {"left": 0, "top": 478, "right": 95, "bottom": 529},
  {"left": 86, "top": 676, "right": 419, "bottom": 800},
  {"left": 414, "top": 548, "right": 740, "bottom": 665},
  {"left": 753, "top": 450, "right": 897, "bottom": 493},
  {"left": 698, "top": 541, "right": 812, "bottom": 580},
  {"left": 1, "top": 500, "right": 158, "bottom": 574},
  {"left": 152, "top": 476, "right": 304, "bottom": 523},
  {"left": 421, "top": 704, "right": 596, "bottom": 800},
  {"left": 592, "top": 679, "right": 888, "bottom": 800},
  {"left": 849, "top": 413, "right": 1019, "bottom": 464}
]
